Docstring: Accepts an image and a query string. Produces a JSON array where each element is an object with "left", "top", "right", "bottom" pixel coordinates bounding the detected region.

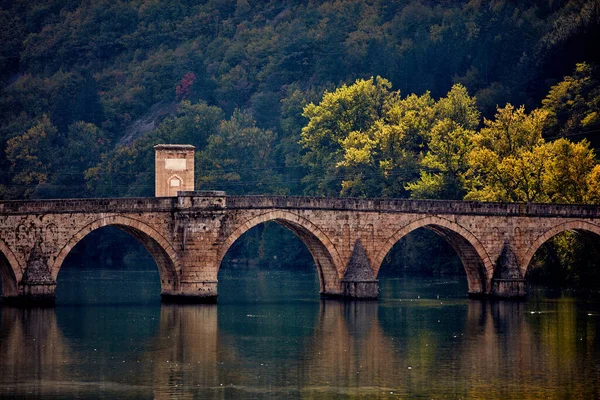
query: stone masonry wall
[{"left": 2, "top": 193, "right": 600, "bottom": 301}]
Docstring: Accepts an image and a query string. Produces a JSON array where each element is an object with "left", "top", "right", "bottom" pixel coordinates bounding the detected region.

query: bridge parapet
[
  {"left": 176, "top": 191, "right": 227, "bottom": 209},
  {"left": 226, "top": 195, "right": 600, "bottom": 217},
  {"left": 0, "top": 197, "right": 176, "bottom": 215},
  {"left": 2, "top": 194, "right": 600, "bottom": 218}
]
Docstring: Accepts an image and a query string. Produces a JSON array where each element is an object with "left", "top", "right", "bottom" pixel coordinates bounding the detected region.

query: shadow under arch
[
  {"left": 521, "top": 220, "right": 600, "bottom": 277},
  {"left": 52, "top": 215, "right": 180, "bottom": 293},
  {"left": 373, "top": 216, "right": 493, "bottom": 295},
  {"left": 218, "top": 210, "right": 343, "bottom": 295},
  {"left": 0, "top": 239, "right": 20, "bottom": 297}
]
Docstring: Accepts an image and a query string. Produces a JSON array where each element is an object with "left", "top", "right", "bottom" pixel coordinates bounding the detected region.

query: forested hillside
[
  {"left": 1, "top": 0, "right": 599, "bottom": 284},
  {"left": 1, "top": 0, "right": 599, "bottom": 199}
]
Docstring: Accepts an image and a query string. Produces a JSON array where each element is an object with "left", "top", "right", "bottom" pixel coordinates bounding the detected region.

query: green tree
[
  {"left": 6, "top": 116, "right": 109, "bottom": 198},
  {"left": 197, "top": 110, "right": 283, "bottom": 194},
  {"left": 300, "top": 76, "right": 394, "bottom": 195},
  {"left": 277, "top": 85, "right": 324, "bottom": 195},
  {"left": 406, "top": 121, "right": 474, "bottom": 199},
  {"left": 44, "top": 121, "right": 109, "bottom": 198},
  {"left": 303, "top": 80, "right": 481, "bottom": 198},
  {"left": 336, "top": 91, "right": 435, "bottom": 197},
  {"left": 542, "top": 63, "right": 600, "bottom": 138},
  {"left": 86, "top": 101, "right": 224, "bottom": 197},
  {"left": 5, "top": 115, "right": 60, "bottom": 196}
]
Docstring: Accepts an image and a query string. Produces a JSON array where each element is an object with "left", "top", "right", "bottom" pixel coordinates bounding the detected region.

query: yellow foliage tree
[{"left": 466, "top": 104, "right": 549, "bottom": 202}]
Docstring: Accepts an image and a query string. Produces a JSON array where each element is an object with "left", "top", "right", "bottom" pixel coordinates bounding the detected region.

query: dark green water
[{"left": 1, "top": 268, "right": 599, "bottom": 399}]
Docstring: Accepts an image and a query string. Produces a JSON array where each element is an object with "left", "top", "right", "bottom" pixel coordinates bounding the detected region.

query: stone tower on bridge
[{"left": 154, "top": 144, "right": 195, "bottom": 197}]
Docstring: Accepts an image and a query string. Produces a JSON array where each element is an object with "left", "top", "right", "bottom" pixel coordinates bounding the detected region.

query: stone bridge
[{"left": 1, "top": 191, "right": 600, "bottom": 304}]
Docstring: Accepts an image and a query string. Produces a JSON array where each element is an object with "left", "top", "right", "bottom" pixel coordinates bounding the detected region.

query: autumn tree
[
  {"left": 466, "top": 104, "right": 549, "bottom": 202},
  {"left": 303, "top": 79, "right": 480, "bottom": 198},
  {"left": 406, "top": 84, "right": 479, "bottom": 199},
  {"left": 545, "top": 139, "right": 599, "bottom": 204},
  {"left": 176, "top": 72, "right": 197, "bottom": 101}
]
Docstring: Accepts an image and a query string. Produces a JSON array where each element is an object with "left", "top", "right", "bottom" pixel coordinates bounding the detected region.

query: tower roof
[{"left": 154, "top": 144, "right": 195, "bottom": 150}]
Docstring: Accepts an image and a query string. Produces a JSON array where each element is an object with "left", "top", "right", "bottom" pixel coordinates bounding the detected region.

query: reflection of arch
[
  {"left": 52, "top": 215, "right": 180, "bottom": 291},
  {"left": 373, "top": 216, "right": 493, "bottom": 294},
  {"left": 0, "top": 307, "right": 73, "bottom": 383},
  {"left": 219, "top": 211, "right": 343, "bottom": 294},
  {"left": 0, "top": 238, "right": 20, "bottom": 297},
  {"left": 521, "top": 220, "right": 600, "bottom": 277}
]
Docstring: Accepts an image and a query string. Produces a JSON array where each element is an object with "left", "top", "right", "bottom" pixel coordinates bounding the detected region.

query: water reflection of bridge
[
  {"left": 148, "top": 300, "right": 599, "bottom": 399},
  {"left": 0, "top": 307, "right": 73, "bottom": 397},
  {"left": 1, "top": 299, "right": 598, "bottom": 398}
]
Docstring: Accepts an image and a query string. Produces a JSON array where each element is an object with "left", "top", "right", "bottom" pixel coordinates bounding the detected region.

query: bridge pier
[
  {"left": 161, "top": 281, "right": 218, "bottom": 304},
  {"left": 489, "top": 241, "right": 526, "bottom": 298},
  {"left": 8, "top": 282, "right": 57, "bottom": 306},
  {"left": 6, "top": 242, "right": 57, "bottom": 306},
  {"left": 340, "top": 240, "right": 378, "bottom": 300}
]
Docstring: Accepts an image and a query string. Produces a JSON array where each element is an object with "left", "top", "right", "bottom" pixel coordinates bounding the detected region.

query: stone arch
[
  {"left": 218, "top": 211, "right": 344, "bottom": 295},
  {"left": 0, "top": 238, "right": 21, "bottom": 297},
  {"left": 52, "top": 215, "right": 180, "bottom": 292},
  {"left": 521, "top": 220, "right": 600, "bottom": 277},
  {"left": 373, "top": 216, "right": 493, "bottom": 294}
]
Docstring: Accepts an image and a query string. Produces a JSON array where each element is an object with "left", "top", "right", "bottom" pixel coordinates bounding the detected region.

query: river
[{"left": 1, "top": 266, "right": 599, "bottom": 399}]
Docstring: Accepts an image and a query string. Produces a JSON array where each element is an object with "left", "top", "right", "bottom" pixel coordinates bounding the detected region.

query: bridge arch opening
[
  {"left": 374, "top": 217, "right": 492, "bottom": 296},
  {"left": 523, "top": 221, "right": 600, "bottom": 290},
  {"left": 53, "top": 216, "right": 180, "bottom": 303},
  {"left": 0, "top": 241, "right": 19, "bottom": 298},
  {"left": 218, "top": 211, "right": 343, "bottom": 299}
]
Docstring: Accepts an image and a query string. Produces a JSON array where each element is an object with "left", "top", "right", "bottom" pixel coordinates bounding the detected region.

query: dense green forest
[{"left": 1, "top": 0, "right": 600, "bottom": 286}]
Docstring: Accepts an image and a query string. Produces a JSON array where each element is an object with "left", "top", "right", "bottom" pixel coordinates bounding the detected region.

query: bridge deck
[{"left": 0, "top": 193, "right": 599, "bottom": 218}]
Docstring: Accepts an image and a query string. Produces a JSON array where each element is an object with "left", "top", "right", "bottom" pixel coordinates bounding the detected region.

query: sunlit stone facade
[{"left": 154, "top": 144, "right": 195, "bottom": 197}]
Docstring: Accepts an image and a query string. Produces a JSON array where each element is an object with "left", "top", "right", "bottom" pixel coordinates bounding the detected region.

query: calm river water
[{"left": 1, "top": 267, "right": 599, "bottom": 399}]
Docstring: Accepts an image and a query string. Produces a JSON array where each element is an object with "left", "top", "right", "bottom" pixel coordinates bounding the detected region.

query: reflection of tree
[
  {"left": 519, "top": 300, "right": 599, "bottom": 399},
  {"left": 457, "top": 300, "right": 534, "bottom": 398},
  {"left": 457, "top": 300, "right": 599, "bottom": 399},
  {"left": 300, "top": 301, "right": 405, "bottom": 398},
  {"left": 0, "top": 307, "right": 72, "bottom": 397}
]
